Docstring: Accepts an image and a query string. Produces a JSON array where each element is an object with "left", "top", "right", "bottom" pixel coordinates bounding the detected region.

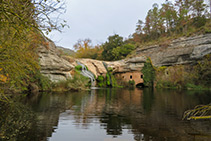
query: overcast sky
[{"left": 46, "top": 0, "right": 168, "bottom": 50}]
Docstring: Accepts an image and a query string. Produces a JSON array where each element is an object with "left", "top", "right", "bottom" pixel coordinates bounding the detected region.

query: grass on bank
[{"left": 52, "top": 73, "right": 90, "bottom": 92}]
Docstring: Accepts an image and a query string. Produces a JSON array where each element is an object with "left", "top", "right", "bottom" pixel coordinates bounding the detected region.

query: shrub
[
  {"left": 142, "top": 58, "right": 155, "bottom": 87},
  {"left": 97, "top": 75, "right": 105, "bottom": 87},
  {"left": 185, "top": 83, "right": 204, "bottom": 90},
  {"left": 52, "top": 73, "right": 89, "bottom": 91},
  {"left": 75, "top": 65, "right": 82, "bottom": 71}
]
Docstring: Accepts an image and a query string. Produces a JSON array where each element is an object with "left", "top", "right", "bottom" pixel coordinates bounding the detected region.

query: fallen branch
[{"left": 183, "top": 104, "right": 211, "bottom": 120}]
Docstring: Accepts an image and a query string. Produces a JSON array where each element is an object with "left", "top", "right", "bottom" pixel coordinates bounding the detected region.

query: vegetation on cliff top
[{"left": 72, "top": 0, "right": 211, "bottom": 61}]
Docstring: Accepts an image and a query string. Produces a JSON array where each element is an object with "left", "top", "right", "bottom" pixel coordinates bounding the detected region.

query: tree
[
  {"left": 0, "top": 0, "right": 67, "bottom": 92},
  {"left": 142, "top": 58, "right": 155, "bottom": 87},
  {"left": 191, "top": 0, "right": 207, "bottom": 17},
  {"left": 112, "top": 44, "right": 135, "bottom": 60},
  {"left": 151, "top": 3, "right": 160, "bottom": 35},
  {"left": 160, "top": 1, "right": 177, "bottom": 34},
  {"left": 210, "top": 0, "right": 211, "bottom": 18},
  {"left": 143, "top": 10, "right": 152, "bottom": 35},
  {"left": 191, "top": 0, "right": 208, "bottom": 28},
  {"left": 74, "top": 39, "right": 103, "bottom": 59},
  {"left": 175, "top": 0, "right": 192, "bottom": 33},
  {"left": 135, "top": 20, "right": 144, "bottom": 34},
  {"left": 0, "top": 0, "right": 67, "bottom": 34},
  {"left": 102, "top": 34, "right": 124, "bottom": 61}
]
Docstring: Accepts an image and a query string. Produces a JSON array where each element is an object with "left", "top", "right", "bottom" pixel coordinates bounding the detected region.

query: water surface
[{"left": 0, "top": 88, "right": 211, "bottom": 141}]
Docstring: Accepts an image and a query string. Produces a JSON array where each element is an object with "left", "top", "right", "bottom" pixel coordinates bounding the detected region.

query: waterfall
[{"left": 76, "top": 61, "right": 96, "bottom": 87}]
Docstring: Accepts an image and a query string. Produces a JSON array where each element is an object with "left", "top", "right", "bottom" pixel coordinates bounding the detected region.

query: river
[{"left": 0, "top": 88, "right": 211, "bottom": 141}]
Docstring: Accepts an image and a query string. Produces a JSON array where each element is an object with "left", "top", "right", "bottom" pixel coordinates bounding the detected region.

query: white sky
[{"left": 46, "top": 0, "right": 171, "bottom": 50}]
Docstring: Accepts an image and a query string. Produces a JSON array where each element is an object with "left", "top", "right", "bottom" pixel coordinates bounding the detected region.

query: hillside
[{"left": 57, "top": 46, "right": 75, "bottom": 56}]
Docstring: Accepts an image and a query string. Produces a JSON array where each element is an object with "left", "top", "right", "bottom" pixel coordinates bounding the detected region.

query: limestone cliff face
[
  {"left": 75, "top": 56, "right": 146, "bottom": 77},
  {"left": 136, "top": 33, "right": 211, "bottom": 66},
  {"left": 76, "top": 34, "right": 211, "bottom": 76},
  {"left": 107, "top": 56, "right": 146, "bottom": 73},
  {"left": 38, "top": 34, "right": 211, "bottom": 81},
  {"left": 38, "top": 39, "right": 73, "bottom": 82}
]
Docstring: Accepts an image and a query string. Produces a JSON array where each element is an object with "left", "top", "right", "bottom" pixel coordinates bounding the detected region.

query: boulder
[{"left": 38, "top": 39, "right": 73, "bottom": 82}]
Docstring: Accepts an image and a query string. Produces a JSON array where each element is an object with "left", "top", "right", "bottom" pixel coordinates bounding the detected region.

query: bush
[
  {"left": 185, "top": 83, "right": 204, "bottom": 90},
  {"left": 97, "top": 75, "right": 105, "bottom": 87},
  {"left": 52, "top": 73, "right": 89, "bottom": 91},
  {"left": 75, "top": 65, "right": 82, "bottom": 71},
  {"left": 142, "top": 58, "right": 155, "bottom": 87},
  {"left": 194, "top": 54, "right": 211, "bottom": 87}
]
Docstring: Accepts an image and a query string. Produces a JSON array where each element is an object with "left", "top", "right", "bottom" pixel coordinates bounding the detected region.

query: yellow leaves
[{"left": 0, "top": 68, "right": 8, "bottom": 83}]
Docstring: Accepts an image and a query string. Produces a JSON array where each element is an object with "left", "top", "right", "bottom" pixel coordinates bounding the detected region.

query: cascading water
[{"left": 76, "top": 61, "right": 96, "bottom": 87}]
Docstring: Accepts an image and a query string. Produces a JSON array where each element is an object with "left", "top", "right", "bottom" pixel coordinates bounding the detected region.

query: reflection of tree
[
  {"left": 142, "top": 88, "right": 154, "bottom": 113},
  {"left": 0, "top": 101, "right": 39, "bottom": 140},
  {"left": 100, "top": 113, "right": 123, "bottom": 136}
]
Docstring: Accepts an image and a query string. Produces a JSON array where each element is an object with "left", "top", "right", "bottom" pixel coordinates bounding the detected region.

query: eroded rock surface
[
  {"left": 136, "top": 34, "right": 211, "bottom": 66},
  {"left": 39, "top": 34, "right": 211, "bottom": 81},
  {"left": 38, "top": 39, "right": 73, "bottom": 82},
  {"left": 76, "top": 56, "right": 147, "bottom": 77},
  {"left": 107, "top": 56, "right": 147, "bottom": 73}
]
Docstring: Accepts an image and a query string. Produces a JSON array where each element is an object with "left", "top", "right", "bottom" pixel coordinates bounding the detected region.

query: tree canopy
[{"left": 132, "top": 0, "right": 210, "bottom": 42}]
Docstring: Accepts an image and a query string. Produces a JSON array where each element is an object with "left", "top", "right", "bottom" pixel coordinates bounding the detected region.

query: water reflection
[{"left": 0, "top": 89, "right": 211, "bottom": 141}]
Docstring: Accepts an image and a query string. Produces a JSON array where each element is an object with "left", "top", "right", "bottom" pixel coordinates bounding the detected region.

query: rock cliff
[
  {"left": 75, "top": 56, "right": 146, "bottom": 77},
  {"left": 136, "top": 33, "right": 211, "bottom": 66},
  {"left": 38, "top": 39, "right": 74, "bottom": 82},
  {"left": 38, "top": 34, "right": 211, "bottom": 81}
]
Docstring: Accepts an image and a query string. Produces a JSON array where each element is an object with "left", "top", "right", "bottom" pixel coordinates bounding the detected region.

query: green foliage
[
  {"left": 0, "top": 101, "right": 36, "bottom": 140},
  {"left": 107, "top": 67, "right": 113, "bottom": 72},
  {"left": 74, "top": 39, "right": 103, "bottom": 59},
  {"left": 128, "top": 80, "right": 135, "bottom": 85},
  {"left": 142, "top": 58, "right": 155, "bottom": 87},
  {"left": 110, "top": 74, "right": 121, "bottom": 88},
  {"left": 156, "top": 81, "right": 178, "bottom": 89},
  {"left": 101, "top": 35, "right": 136, "bottom": 61},
  {"left": 0, "top": 0, "right": 67, "bottom": 94},
  {"left": 203, "top": 20, "right": 211, "bottom": 33},
  {"left": 112, "top": 44, "right": 135, "bottom": 60},
  {"left": 106, "top": 73, "right": 111, "bottom": 86},
  {"left": 102, "top": 34, "right": 124, "bottom": 61},
  {"left": 52, "top": 73, "right": 89, "bottom": 91},
  {"left": 185, "top": 83, "right": 206, "bottom": 90},
  {"left": 97, "top": 73, "right": 121, "bottom": 88},
  {"left": 127, "top": 80, "right": 135, "bottom": 88},
  {"left": 132, "top": 0, "right": 210, "bottom": 43},
  {"left": 75, "top": 65, "right": 82, "bottom": 71},
  {"left": 155, "top": 56, "right": 211, "bottom": 90},
  {"left": 194, "top": 54, "right": 211, "bottom": 86},
  {"left": 34, "top": 72, "right": 52, "bottom": 91},
  {"left": 96, "top": 75, "right": 106, "bottom": 87}
]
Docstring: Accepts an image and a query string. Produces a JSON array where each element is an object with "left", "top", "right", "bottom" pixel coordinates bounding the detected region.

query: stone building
[{"left": 116, "top": 71, "right": 144, "bottom": 86}]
